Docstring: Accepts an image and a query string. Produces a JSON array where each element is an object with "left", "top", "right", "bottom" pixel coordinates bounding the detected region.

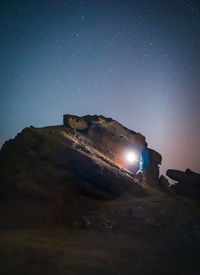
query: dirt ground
[{"left": 0, "top": 227, "right": 200, "bottom": 275}]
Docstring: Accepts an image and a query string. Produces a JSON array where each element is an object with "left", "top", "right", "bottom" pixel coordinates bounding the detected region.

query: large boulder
[
  {"left": 167, "top": 169, "right": 200, "bottom": 185},
  {"left": 63, "top": 114, "right": 161, "bottom": 181},
  {"left": 0, "top": 114, "right": 162, "bottom": 206},
  {"left": 140, "top": 148, "right": 162, "bottom": 184},
  {"left": 0, "top": 117, "right": 151, "bottom": 203},
  {"left": 167, "top": 169, "right": 200, "bottom": 201},
  {"left": 64, "top": 114, "right": 147, "bottom": 172}
]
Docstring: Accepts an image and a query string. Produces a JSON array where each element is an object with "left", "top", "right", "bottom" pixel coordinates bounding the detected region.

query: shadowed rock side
[
  {"left": 167, "top": 169, "right": 200, "bottom": 201},
  {"left": 141, "top": 148, "right": 162, "bottom": 185},
  {"left": 0, "top": 125, "right": 147, "bottom": 201},
  {"left": 158, "top": 175, "right": 171, "bottom": 194}
]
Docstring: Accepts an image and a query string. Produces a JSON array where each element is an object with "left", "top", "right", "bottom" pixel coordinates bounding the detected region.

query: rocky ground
[
  {"left": 1, "top": 227, "right": 200, "bottom": 275},
  {"left": 0, "top": 114, "right": 200, "bottom": 274}
]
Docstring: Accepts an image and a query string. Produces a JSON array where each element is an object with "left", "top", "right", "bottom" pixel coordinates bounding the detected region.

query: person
[{"left": 136, "top": 149, "right": 148, "bottom": 183}]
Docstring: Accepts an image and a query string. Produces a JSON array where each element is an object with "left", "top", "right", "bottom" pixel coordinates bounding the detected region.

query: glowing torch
[{"left": 125, "top": 151, "right": 139, "bottom": 164}]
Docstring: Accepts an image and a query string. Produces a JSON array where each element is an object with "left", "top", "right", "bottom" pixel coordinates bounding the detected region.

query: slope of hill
[{"left": 0, "top": 114, "right": 199, "bottom": 274}]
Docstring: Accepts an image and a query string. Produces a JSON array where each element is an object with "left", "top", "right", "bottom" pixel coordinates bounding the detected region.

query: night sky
[{"left": 0, "top": 0, "right": 200, "bottom": 175}]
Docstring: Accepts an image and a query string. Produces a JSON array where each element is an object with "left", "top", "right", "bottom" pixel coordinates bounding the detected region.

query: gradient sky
[{"left": 0, "top": 0, "right": 200, "bottom": 176}]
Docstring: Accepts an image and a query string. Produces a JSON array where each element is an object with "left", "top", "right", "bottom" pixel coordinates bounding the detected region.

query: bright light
[{"left": 125, "top": 151, "right": 138, "bottom": 164}]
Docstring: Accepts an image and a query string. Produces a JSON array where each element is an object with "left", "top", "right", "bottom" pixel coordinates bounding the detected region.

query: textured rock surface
[
  {"left": 63, "top": 115, "right": 146, "bottom": 166},
  {"left": 63, "top": 114, "right": 88, "bottom": 130},
  {"left": 167, "top": 169, "right": 200, "bottom": 201},
  {"left": 167, "top": 169, "right": 200, "bottom": 184},
  {"left": 0, "top": 125, "right": 147, "bottom": 201},
  {"left": 0, "top": 115, "right": 163, "bottom": 203},
  {"left": 1, "top": 115, "right": 200, "bottom": 275},
  {"left": 63, "top": 114, "right": 161, "bottom": 178},
  {"left": 142, "top": 148, "right": 162, "bottom": 184}
]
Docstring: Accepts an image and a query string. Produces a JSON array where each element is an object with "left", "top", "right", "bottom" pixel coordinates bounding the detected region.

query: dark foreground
[
  {"left": 0, "top": 118, "right": 200, "bottom": 274},
  {"left": 0, "top": 228, "right": 200, "bottom": 275}
]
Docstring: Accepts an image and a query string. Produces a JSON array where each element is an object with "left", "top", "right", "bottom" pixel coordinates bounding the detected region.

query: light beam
[{"left": 125, "top": 151, "right": 138, "bottom": 164}]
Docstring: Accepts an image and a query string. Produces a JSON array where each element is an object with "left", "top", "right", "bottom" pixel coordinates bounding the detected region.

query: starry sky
[{"left": 0, "top": 0, "right": 200, "bottom": 176}]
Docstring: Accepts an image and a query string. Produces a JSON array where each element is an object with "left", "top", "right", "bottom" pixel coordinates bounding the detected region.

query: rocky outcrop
[
  {"left": 63, "top": 114, "right": 146, "bottom": 171},
  {"left": 1, "top": 114, "right": 200, "bottom": 234},
  {"left": 167, "top": 169, "right": 200, "bottom": 201},
  {"left": 0, "top": 114, "right": 162, "bottom": 206},
  {"left": 142, "top": 148, "right": 162, "bottom": 184},
  {"left": 0, "top": 120, "right": 148, "bottom": 202},
  {"left": 63, "top": 114, "right": 161, "bottom": 181},
  {"left": 63, "top": 114, "right": 88, "bottom": 130},
  {"left": 167, "top": 169, "right": 200, "bottom": 184}
]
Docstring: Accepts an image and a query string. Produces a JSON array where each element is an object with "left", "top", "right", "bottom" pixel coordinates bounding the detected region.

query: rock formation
[
  {"left": 167, "top": 169, "right": 200, "bottom": 201},
  {"left": 141, "top": 148, "right": 162, "bottom": 184},
  {"left": 0, "top": 114, "right": 200, "bottom": 251},
  {"left": 63, "top": 114, "right": 146, "bottom": 172},
  {"left": 1, "top": 115, "right": 200, "bottom": 274},
  {"left": 0, "top": 114, "right": 164, "bottom": 204},
  {"left": 63, "top": 114, "right": 161, "bottom": 180}
]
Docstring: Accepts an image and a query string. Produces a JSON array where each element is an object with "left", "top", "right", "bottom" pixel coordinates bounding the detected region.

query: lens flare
[{"left": 125, "top": 151, "right": 138, "bottom": 164}]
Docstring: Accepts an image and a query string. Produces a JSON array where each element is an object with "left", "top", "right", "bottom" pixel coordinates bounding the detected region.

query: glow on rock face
[{"left": 125, "top": 151, "right": 138, "bottom": 164}]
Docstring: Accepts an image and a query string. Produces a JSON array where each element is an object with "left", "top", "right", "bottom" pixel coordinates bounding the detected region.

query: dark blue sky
[{"left": 0, "top": 0, "right": 200, "bottom": 175}]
